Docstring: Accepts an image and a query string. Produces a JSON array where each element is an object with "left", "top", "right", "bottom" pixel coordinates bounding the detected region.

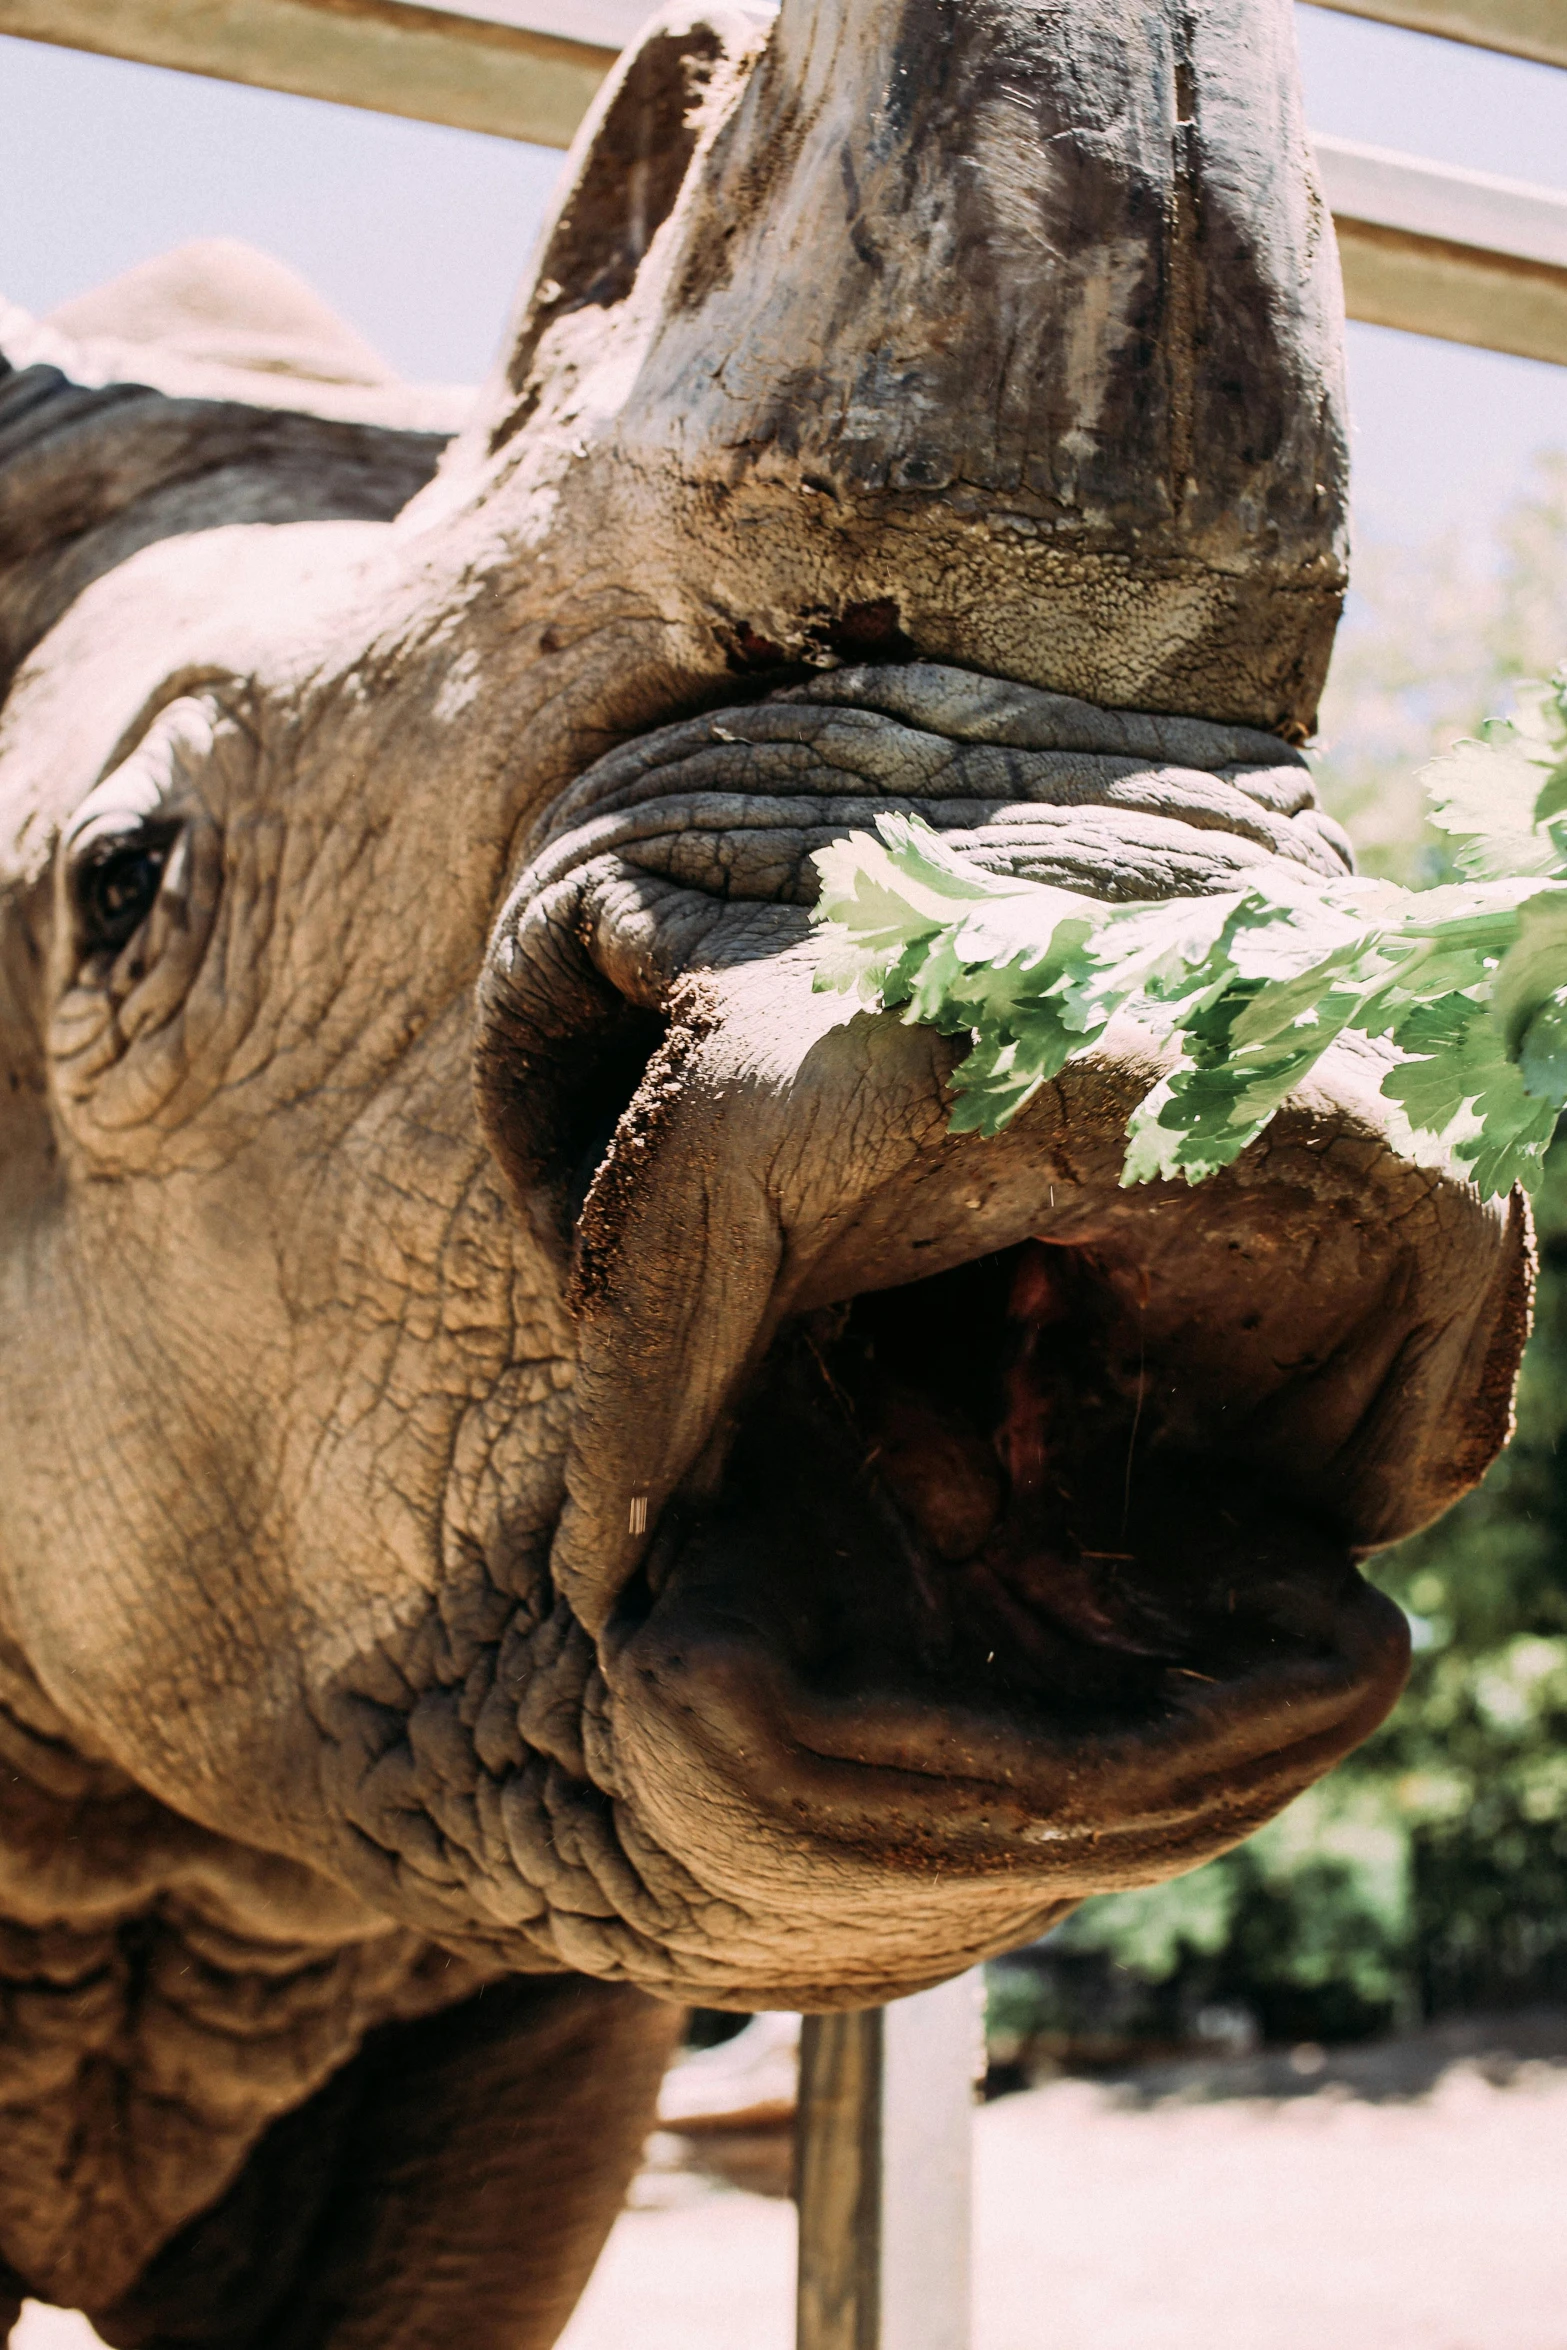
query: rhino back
[{"left": 0, "top": 242, "right": 464, "bottom": 706}]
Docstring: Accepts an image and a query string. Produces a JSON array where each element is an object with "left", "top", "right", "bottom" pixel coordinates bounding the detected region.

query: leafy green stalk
[{"left": 810, "top": 669, "right": 1567, "bottom": 1197}]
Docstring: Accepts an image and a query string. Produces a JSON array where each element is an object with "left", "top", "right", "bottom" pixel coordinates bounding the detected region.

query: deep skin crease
[{"left": 0, "top": 0, "right": 1535, "bottom": 2340}]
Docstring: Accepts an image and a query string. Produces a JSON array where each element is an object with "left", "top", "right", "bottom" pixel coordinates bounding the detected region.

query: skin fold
[{"left": 0, "top": 0, "right": 1534, "bottom": 2338}]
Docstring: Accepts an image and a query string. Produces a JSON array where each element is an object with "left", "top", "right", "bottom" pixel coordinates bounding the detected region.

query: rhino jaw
[{"left": 611, "top": 1253, "right": 1409, "bottom": 1906}]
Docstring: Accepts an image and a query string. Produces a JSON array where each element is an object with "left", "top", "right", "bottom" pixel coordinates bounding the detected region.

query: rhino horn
[{"left": 463, "top": 0, "right": 1348, "bottom": 737}]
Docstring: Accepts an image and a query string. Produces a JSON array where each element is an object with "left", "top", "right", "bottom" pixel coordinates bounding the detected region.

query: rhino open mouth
[
  {"left": 608, "top": 1234, "right": 1408, "bottom": 1877},
  {"left": 475, "top": 662, "right": 1525, "bottom": 1882}
]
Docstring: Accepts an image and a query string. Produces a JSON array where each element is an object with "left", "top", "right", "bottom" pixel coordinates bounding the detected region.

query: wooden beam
[
  {"left": 1336, "top": 217, "right": 1567, "bottom": 364},
  {"left": 1303, "top": 0, "right": 1567, "bottom": 72},
  {"left": 0, "top": 0, "right": 616, "bottom": 147},
  {"left": 795, "top": 1975, "right": 979, "bottom": 2350},
  {"left": 3, "top": 0, "right": 1564, "bottom": 149},
  {"left": 1315, "top": 134, "right": 1567, "bottom": 364},
  {"left": 3, "top": 7, "right": 1564, "bottom": 366}
]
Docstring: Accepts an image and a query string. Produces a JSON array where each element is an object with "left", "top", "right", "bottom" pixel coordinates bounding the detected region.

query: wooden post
[{"left": 795, "top": 1973, "right": 980, "bottom": 2350}]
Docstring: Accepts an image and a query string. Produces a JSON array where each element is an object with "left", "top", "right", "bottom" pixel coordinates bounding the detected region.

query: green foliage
[
  {"left": 811, "top": 670, "right": 1567, "bottom": 1196},
  {"left": 1049, "top": 1841, "right": 1411, "bottom": 2046},
  {"left": 1360, "top": 1133, "right": 1567, "bottom": 2015}
]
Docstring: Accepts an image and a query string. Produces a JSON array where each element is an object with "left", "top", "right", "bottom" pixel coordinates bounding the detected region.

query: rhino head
[{"left": 0, "top": 0, "right": 1530, "bottom": 2320}]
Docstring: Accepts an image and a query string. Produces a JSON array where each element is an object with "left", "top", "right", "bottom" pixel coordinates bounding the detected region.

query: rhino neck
[
  {"left": 450, "top": 0, "right": 1348, "bottom": 737},
  {"left": 0, "top": 1629, "right": 483, "bottom": 2311}
]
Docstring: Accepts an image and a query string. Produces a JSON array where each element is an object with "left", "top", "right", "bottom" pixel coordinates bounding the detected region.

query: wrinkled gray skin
[{"left": 0, "top": 0, "right": 1534, "bottom": 2340}]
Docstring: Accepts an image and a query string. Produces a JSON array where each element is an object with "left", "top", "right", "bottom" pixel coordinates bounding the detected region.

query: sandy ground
[{"left": 15, "top": 2030, "right": 1567, "bottom": 2350}]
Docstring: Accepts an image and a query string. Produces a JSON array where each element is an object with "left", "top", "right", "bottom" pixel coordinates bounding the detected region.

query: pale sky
[{"left": 0, "top": 4, "right": 1563, "bottom": 549}]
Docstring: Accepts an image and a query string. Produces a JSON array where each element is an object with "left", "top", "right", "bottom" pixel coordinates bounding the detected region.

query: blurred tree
[{"left": 1313, "top": 453, "right": 1567, "bottom": 883}]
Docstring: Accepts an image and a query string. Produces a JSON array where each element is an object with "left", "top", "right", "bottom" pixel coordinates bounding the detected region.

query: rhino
[{"left": 0, "top": 0, "right": 1531, "bottom": 2340}]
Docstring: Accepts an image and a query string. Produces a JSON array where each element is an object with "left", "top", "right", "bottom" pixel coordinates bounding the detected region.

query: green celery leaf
[
  {"left": 1518, "top": 989, "right": 1567, "bottom": 1103},
  {"left": 807, "top": 702, "right": 1567, "bottom": 1204},
  {"left": 1489, "top": 885, "right": 1567, "bottom": 1081},
  {"left": 1382, "top": 995, "right": 1558, "bottom": 1193},
  {"left": 1424, "top": 684, "right": 1567, "bottom": 881}
]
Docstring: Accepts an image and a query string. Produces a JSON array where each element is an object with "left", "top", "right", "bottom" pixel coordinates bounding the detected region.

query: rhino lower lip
[
  {"left": 617, "top": 1603, "right": 1404, "bottom": 1863},
  {"left": 602, "top": 1239, "right": 1412, "bottom": 1856}
]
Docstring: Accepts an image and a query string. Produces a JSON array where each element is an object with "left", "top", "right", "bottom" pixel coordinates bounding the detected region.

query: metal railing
[{"left": 1318, "top": 134, "right": 1567, "bottom": 362}]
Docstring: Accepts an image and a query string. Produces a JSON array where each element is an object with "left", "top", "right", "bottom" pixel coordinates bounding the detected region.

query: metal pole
[{"left": 795, "top": 1973, "right": 980, "bottom": 2350}]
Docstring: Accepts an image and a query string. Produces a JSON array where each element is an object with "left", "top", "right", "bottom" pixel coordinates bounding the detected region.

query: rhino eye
[{"left": 78, "top": 830, "right": 172, "bottom": 954}]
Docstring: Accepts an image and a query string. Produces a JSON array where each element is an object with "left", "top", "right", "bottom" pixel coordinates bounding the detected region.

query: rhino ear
[
  {"left": 488, "top": 2, "right": 770, "bottom": 446},
  {"left": 0, "top": 249, "right": 465, "bottom": 709}
]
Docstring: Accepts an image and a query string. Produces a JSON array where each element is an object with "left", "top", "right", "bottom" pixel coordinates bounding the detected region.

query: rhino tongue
[{"left": 474, "top": 668, "right": 1528, "bottom": 1639}]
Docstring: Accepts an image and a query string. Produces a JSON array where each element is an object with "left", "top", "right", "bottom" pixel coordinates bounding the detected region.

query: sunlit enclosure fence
[{"left": 2, "top": 4, "right": 1566, "bottom": 2350}]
